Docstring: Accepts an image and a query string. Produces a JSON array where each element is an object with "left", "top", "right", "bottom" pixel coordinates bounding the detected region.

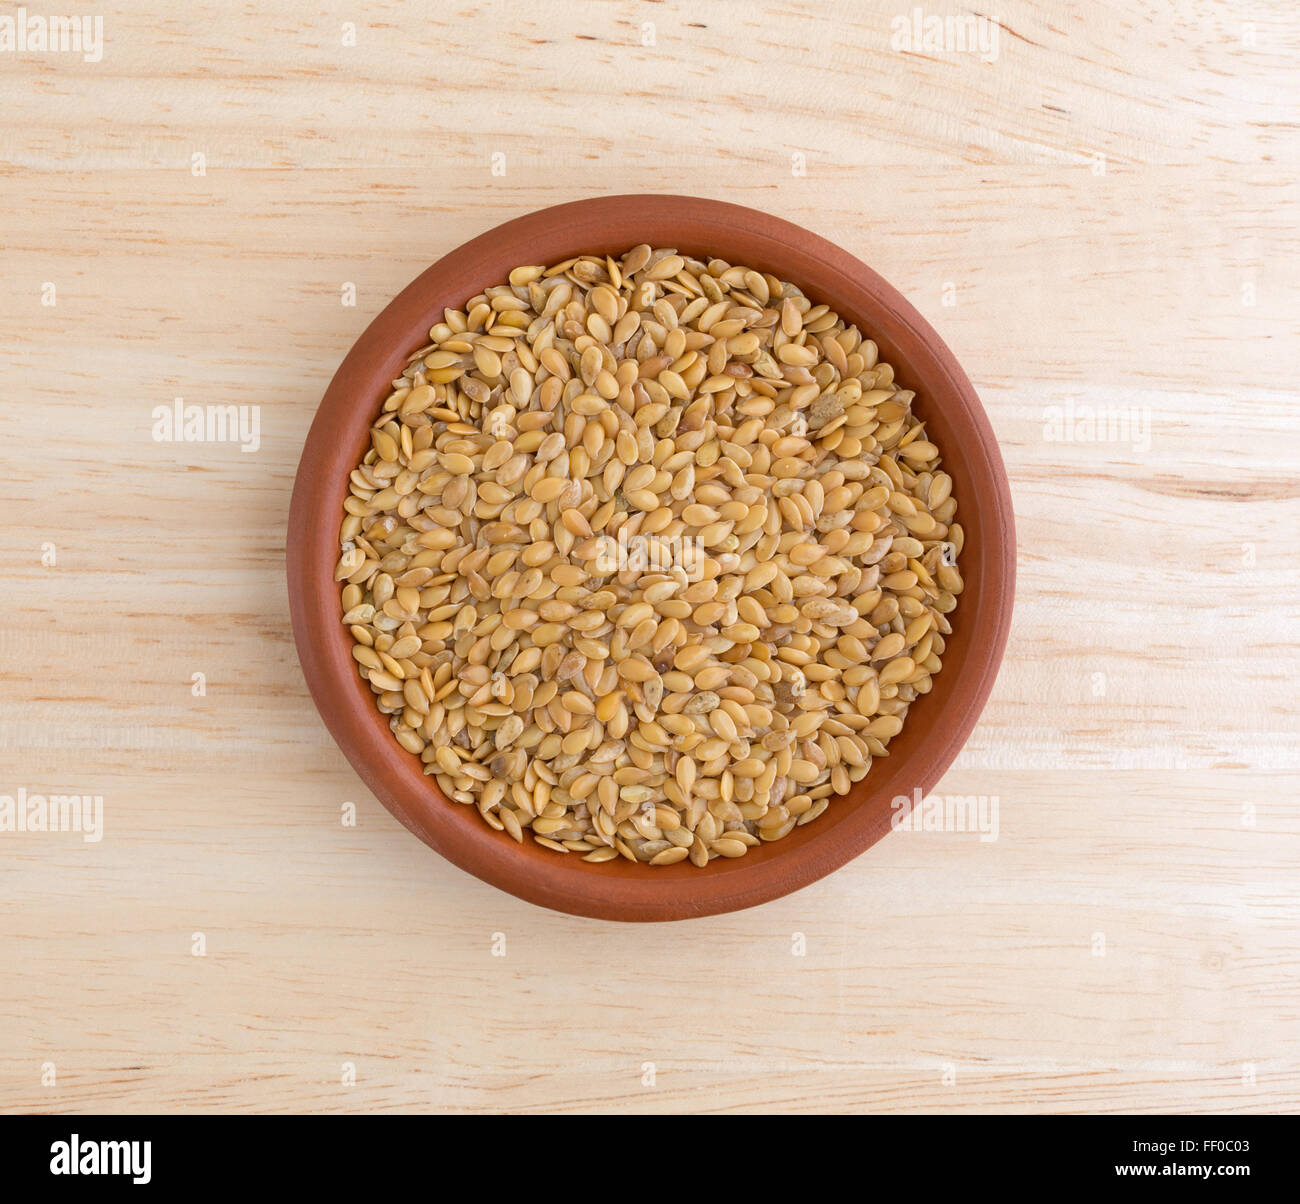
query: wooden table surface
[{"left": 3, "top": 0, "right": 1298, "bottom": 1114}]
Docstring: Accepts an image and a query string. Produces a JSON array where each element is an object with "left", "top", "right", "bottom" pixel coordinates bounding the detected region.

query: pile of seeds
[{"left": 337, "top": 246, "right": 963, "bottom": 867}]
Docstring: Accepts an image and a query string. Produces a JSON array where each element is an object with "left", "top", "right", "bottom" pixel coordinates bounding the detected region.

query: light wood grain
[{"left": 2, "top": 0, "right": 1298, "bottom": 1114}]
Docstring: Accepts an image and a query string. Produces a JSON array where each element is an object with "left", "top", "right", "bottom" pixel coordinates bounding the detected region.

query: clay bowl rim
[{"left": 287, "top": 193, "right": 1015, "bottom": 922}]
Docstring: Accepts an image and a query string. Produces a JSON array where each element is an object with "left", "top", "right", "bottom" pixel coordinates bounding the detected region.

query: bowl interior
[{"left": 287, "top": 194, "right": 1015, "bottom": 920}]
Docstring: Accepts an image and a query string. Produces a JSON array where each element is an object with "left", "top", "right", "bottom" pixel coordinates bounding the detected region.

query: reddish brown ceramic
[{"left": 287, "top": 195, "right": 1015, "bottom": 921}]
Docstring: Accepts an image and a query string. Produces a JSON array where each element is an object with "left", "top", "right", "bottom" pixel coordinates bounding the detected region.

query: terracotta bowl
[{"left": 287, "top": 194, "right": 1015, "bottom": 921}]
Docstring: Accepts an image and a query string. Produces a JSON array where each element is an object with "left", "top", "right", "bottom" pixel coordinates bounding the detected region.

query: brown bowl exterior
[{"left": 287, "top": 194, "right": 1015, "bottom": 921}]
